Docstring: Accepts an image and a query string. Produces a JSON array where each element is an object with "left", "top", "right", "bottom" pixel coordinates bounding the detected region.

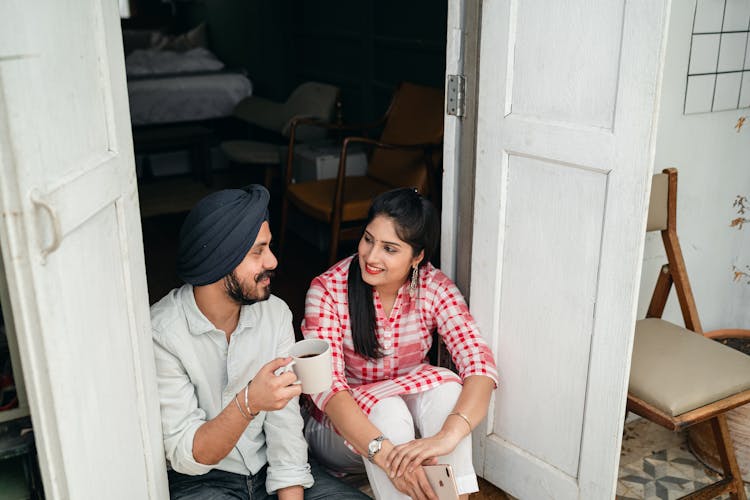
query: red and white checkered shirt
[{"left": 301, "top": 256, "right": 498, "bottom": 425}]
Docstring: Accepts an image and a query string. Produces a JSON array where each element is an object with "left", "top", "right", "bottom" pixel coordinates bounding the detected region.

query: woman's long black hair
[{"left": 348, "top": 188, "right": 440, "bottom": 359}]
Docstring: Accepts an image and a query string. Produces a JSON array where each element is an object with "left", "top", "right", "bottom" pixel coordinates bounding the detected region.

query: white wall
[{"left": 637, "top": 0, "right": 750, "bottom": 330}]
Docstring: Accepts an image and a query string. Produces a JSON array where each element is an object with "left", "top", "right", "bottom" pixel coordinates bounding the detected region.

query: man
[{"left": 151, "top": 185, "right": 368, "bottom": 499}]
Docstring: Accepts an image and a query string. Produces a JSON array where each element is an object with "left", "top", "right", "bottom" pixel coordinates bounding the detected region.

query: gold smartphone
[{"left": 423, "top": 464, "right": 460, "bottom": 500}]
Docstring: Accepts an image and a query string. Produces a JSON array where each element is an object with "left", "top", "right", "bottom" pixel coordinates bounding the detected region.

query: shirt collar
[
  {"left": 180, "top": 284, "right": 215, "bottom": 336},
  {"left": 179, "top": 284, "right": 257, "bottom": 336}
]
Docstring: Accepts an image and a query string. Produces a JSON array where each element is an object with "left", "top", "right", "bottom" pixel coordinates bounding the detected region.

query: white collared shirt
[{"left": 150, "top": 284, "right": 313, "bottom": 493}]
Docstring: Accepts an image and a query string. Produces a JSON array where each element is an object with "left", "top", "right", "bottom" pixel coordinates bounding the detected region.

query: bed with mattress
[
  {"left": 126, "top": 47, "right": 253, "bottom": 126},
  {"left": 123, "top": 28, "right": 253, "bottom": 184}
]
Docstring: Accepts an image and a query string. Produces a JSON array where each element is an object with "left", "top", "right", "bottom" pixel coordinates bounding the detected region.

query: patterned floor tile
[{"left": 618, "top": 420, "right": 750, "bottom": 499}]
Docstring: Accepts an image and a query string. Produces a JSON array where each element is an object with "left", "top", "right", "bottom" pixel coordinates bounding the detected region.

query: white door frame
[{"left": 441, "top": 0, "right": 482, "bottom": 290}]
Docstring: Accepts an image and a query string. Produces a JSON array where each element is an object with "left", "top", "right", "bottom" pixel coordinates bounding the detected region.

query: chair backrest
[
  {"left": 282, "top": 82, "right": 340, "bottom": 140},
  {"left": 643, "top": 168, "right": 703, "bottom": 333},
  {"left": 646, "top": 172, "right": 669, "bottom": 232},
  {"left": 367, "top": 82, "right": 444, "bottom": 196}
]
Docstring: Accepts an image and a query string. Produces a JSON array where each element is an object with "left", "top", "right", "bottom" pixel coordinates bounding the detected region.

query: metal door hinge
[{"left": 446, "top": 74, "right": 466, "bottom": 117}]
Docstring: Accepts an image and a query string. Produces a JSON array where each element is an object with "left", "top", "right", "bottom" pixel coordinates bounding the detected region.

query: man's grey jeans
[{"left": 167, "top": 458, "right": 370, "bottom": 499}]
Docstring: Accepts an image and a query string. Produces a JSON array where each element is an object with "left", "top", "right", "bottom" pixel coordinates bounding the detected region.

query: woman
[{"left": 302, "top": 188, "right": 498, "bottom": 500}]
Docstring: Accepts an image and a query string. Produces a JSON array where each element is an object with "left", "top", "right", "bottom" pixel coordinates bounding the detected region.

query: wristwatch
[{"left": 367, "top": 435, "right": 386, "bottom": 463}]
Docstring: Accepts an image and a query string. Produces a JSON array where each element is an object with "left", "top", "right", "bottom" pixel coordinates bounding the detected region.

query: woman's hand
[
  {"left": 389, "top": 466, "right": 438, "bottom": 500},
  {"left": 385, "top": 431, "right": 463, "bottom": 479}
]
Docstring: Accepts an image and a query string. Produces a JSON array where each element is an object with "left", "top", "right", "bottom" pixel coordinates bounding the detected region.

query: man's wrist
[
  {"left": 244, "top": 382, "right": 260, "bottom": 417},
  {"left": 276, "top": 484, "right": 303, "bottom": 500}
]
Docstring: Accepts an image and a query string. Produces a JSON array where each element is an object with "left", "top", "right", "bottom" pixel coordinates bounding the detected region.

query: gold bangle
[
  {"left": 449, "top": 411, "right": 472, "bottom": 432},
  {"left": 234, "top": 395, "right": 251, "bottom": 421}
]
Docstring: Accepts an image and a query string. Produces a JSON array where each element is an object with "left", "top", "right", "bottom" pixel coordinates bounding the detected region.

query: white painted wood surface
[
  {"left": 440, "top": 0, "right": 465, "bottom": 280},
  {"left": 0, "top": 2, "right": 168, "bottom": 498},
  {"left": 470, "top": 1, "right": 669, "bottom": 498}
]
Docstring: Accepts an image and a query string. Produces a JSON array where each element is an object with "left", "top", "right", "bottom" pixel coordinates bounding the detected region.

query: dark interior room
[{"left": 126, "top": 0, "right": 450, "bottom": 317}]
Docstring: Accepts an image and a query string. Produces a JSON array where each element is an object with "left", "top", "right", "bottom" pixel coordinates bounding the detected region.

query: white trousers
[{"left": 305, "top": 382, "right": 478, "bottom": 499}]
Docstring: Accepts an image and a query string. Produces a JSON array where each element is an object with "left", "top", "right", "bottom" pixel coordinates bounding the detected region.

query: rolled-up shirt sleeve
[
  {"left": 431, "top": 272, "right": 499, "bottom": 386},
  {"left": 263, "top": 312, "right": 314, "bottom": 493},
  {"left": 300, "top": 276, "right": 351, "bottom": 412},
  {"left": 152, "top": 336, "right": 213, "bottom": 476}
]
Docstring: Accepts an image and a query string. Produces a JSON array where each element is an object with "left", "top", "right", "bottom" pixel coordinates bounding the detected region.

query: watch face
[
  {"left": 368, "top": 435, "right": 384, "bottom": 459},
  {"left": 369, "top": 439, "right": 379, "bottom": 454}
]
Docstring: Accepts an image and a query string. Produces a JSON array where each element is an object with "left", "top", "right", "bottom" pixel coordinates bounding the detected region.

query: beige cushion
[
  {"left": 220, "top": 140, "right": 280, "bottom": 165},
  {"left": 646, "top": 173, "right": 668, "bottom": 231},
  {"left": 233, "top": 97, "right": 287, "bottom": 133},
  {"left": 233, "top": 82, "right": 339, "bottom": 141},
  {"left": 629, "top": 318, "right": 750, "bottom": 416}
]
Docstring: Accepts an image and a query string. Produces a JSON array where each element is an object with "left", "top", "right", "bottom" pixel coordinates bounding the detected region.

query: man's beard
[{"left": 224, "top": 269, "right": 275, "bottom": 306}]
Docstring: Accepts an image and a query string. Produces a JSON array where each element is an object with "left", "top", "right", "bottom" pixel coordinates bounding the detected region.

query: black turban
[{"left": 177, "top": 185, "right": 270, "bottom": 286}]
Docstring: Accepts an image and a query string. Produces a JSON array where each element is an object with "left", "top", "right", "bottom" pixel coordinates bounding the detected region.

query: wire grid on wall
[{"left": 684, "top": 0, "right": 750, "bottom": 114}]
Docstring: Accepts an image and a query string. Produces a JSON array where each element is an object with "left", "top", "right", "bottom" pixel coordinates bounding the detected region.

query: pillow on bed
[
  {"left": 160, "top": 23, "right": 207, "bottom": 52},
  {"left": 122, "top": 29, "right": 162, "bottom": 56},
  {"left": 122, "top": 23, "right": 206, "bottom": 56},
  {"left": 125, "top": 47, "right": 224, "bottom": 77}
]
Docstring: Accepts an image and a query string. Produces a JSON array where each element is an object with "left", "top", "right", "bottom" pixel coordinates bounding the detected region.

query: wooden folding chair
[{"left": 627, "top": 167, "right": 750, "bottom": 499}]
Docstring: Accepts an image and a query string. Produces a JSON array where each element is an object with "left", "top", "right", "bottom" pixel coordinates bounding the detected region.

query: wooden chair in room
[
  {"left": 627, "top": 168, "right": 750, "bottom": 500},
  {"left": 220, "top": 82, "right": 340, "bottom": 189},
  {"left": 279, "top": 82, "right": 444, "bottom": 265}
]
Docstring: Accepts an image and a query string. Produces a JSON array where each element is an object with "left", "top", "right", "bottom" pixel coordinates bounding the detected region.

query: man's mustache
[{"left": 255, "top": 269, "right": 276, "bottom": 283}]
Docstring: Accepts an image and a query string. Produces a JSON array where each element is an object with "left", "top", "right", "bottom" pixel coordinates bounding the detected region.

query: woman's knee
[
  {"left": 368, "top": 397, "right": 415, "bottom": 445},
  {"left": 411, "top": 382, "right": 463, "bottom": 437}
]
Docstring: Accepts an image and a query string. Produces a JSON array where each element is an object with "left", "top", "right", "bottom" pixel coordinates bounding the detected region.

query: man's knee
[
  {"left": 305, "top": 459, "right": 370, "bottom": 499},
  {"left": 168, "top": 469, "right": 248, "bottom": 500}
]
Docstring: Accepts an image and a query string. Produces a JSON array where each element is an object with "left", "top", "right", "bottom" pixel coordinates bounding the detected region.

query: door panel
[
  {"left": 0, "top": 1, "right": 168, "bottom": 498},
  {"left": 495, "top": 157, "right": 606, "bottom": 477},
  {"left": 470, "top": 1, "right": 668, "bottom": 498},
  {"left": 511, "top": 3, "right": 624, "bottom": 128}
]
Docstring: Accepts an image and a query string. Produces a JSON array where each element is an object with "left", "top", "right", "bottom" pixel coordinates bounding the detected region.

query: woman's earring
[{"left": 409, "top": 266, "right": 419, "bottom": 297}]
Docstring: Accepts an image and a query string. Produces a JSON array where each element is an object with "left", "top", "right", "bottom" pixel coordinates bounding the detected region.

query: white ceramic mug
[{"left": 288, "top": 339, "right": 332, "bottom": 394}]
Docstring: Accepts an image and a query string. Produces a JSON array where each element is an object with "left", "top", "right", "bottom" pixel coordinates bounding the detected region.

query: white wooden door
[
  {"left": 469, "top": 1, "right": 669, "bottom": 498},
  {"left": 0, "top": 2, "right": 168, "bottom": 499}
]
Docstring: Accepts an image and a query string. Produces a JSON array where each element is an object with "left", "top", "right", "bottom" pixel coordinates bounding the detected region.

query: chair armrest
[
  {"left": 287, "top": 116, "right": 386, "bottom": 137},
  {"left": 341, "top": 136, "right": 443, "bottom": 153},
  {"left": 283, "top": 128, "right": 443, "bottom": 192},
  {"left": 338, "top": 137, "right": 444, "bottom": 208},
  {"left": 233, "top": 96, "right": 287, "bottom": 133},
  {"left": 282, "top": 118, "right": 385, "bottom": 185}
]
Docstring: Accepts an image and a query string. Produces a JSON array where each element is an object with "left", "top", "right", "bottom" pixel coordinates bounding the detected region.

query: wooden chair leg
[
  {"left": 263, "top": 165, "right": 273, "bottom": 190},
  {"left": 328, "top": 220, "right": 341, "bottom": 266},
  {"left": 678, "top": 415, "right": 746, "bottom": 499},
  {"left": 711, "top": 415, "right": 747, "bottom": 500},
  {"left": 646, "top": 264, "right": 672, "bottom": 319},
  {"left": 279, "top": 197, "right": 289, "bottom": 255}
]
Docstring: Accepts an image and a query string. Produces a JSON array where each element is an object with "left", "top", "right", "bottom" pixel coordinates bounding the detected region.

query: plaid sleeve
[
  {"left": 300, "top": 276, "right": 351, "bottom": 411},
  {"left": 429, "top": 270, "right": 499, "bottom": 386}
]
